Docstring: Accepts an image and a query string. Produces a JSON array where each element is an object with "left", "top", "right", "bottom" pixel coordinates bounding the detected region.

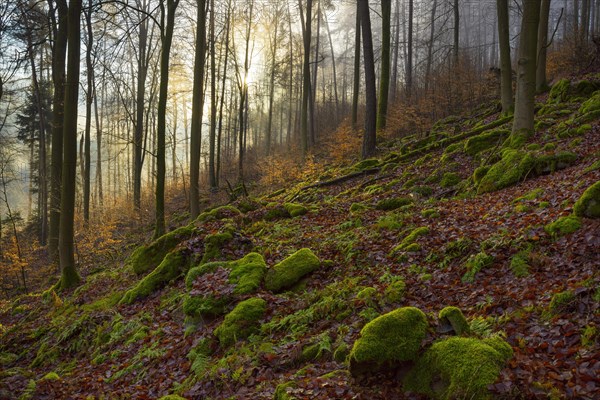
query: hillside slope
[{"left": 1, "top": 77, "right": 600, "bottom": 399}]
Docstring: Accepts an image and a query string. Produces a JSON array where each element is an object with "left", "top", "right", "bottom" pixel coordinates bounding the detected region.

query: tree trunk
[
  {"left": 390, "top": 0, "right": 400, "bottom": 102},
  {"left": 324, "top": 11, "right": 339, "bottom": 118},
  {"left": 536, "top": 0, "right": 551, "bottom": 93},
  {"left": 351, "top": 7, "right": 361, "bottom": 129},
  {"left": 406, "top": 0, "right": 413, "bottom": 98},
  {"left": 266, "top": 7, "right": 279, "bottom": 157},
  {"left": 190, "top": 0, "right": 207, "bottom": 219},
  {"left": 300, "top": 0, "right": 313, "bottom": 156},
  {"left": 359, "top": 0, "right": 376, "bottom": 158},
  {"left": 155, "top": 0, "right": 179, "bottom": 239},
  {"left": 59, "top": 0, "right": 82, "bottom": 289},
  {"left": 512, "top": 0, "right": 541, "bottom": 139},
  {"left": 83, "top": 2, "right": 93, "bottom": 224},
  {"left": 216, "top": 2, "right": 231, "bottom": 184},
  {"left": 425, "top": 0, "right": 437, "bottom": 92},
  {"left": 377, "top": 0, "right": 391, "bottom": 130},
  {"left": 453, "top": 0, "right": 460, "bottom": 65},
  {"left": 497, "top": 0, "right": 513, "bottom": 114},
  {"left": 208, "top": 0, "right": 217, "bottom": 188},
  {"left": 49, "top": 0, "right": 67, "bottom": 263}
]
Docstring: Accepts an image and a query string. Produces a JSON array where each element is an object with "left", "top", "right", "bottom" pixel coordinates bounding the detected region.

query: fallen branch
[{"left": 287, "top": 168, "right": 381, "bottom": 201}]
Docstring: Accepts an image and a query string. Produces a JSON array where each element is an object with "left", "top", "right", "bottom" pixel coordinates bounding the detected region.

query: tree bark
[
  {"left": 208, "top": 0, "right": 217, "bottom": 188},
  {"left": 83, "top": 1, "right": 93, "bottom": 224},
  {"left": 300, "top": 0, "right": 313, "bottom": 156},
  {"left": 359, "top": 0, "right": 376, "bottom": 158},
  {"left": 190, "top": 0, "right": 207, "bottom": 219},
  {"left": 59, "top": 0, "right": 82, "bottom": 289},
  {"left": 377, "top": 0, "right": 391, "bottom": 130},
  {"left": 425, "top": 0, "right": 437, "bottom": 92},
  {"left": 536, "top": 0, "right": 551, "bottom": 93},
  {"left": 512, "top": 0, "right": 541, "bottom": 138},
  {"left": 351, "top": 7, "right": 361, "bottom": 129},
  {"left": 453, "top": 0, "right": 460, "bottom": 65},
  {"left": 497, "top": 0, "right": 513, "bottom": 114},
  {"left": 406, "top": 0, "right": 413, "bottom": 98}
]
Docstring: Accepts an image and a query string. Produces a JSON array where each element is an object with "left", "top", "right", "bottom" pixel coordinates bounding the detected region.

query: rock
[{"left": 265, "top": 248, "right": 320, "bottom": 293}]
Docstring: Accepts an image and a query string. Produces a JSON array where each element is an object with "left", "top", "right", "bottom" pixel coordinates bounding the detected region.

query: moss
[
  {"left": 284, "top": 202, "right": 308, "bottom": 218},
  {"left": 200, "top": 232, "right": 233, "bottom": 264},
  {"left": 574, "top": 180, "right": 600, "bottom": 218},
  {"left": 462, "top": 252, "right": 494, "bottom": 283},
  {"left": 412, "top": 185, "right": 434, "bottom": 197},
  {"left": 438, "top": 306, "right": 470, "bottom": 335},
  {"left": 578, "top": 91, "right": 600, "bottom": 114},
  {"left": 349, "top": 307, "right": 428, "bottom": 376},
  {"left": 526, "top": 143, "right": 542, "bottom": 151},
  {"left": 31, "top": 342, "right": 59, "bottom": 368},
  {"left": 404, "top": 243, "right": 421, "bottom": 252},
  {"left": 440, "top": 172, "right": 461, "bottom": 188},
  {"left": 157, "top": 396, "right": 187, "bottom": 400},
  {"left": 274, "top": 381, "right": 297, "bottom": 400},
  {"left": 477, "top": 150, "right": 535, "bottom": 194},
  {"left": 183, "top": 294, "right": 227, "bottom": 319},
  {"left": 510, "top": 250, "right": 530, "bottom": 277},
  {"left": 391, "top": 226, "right": 430, "bottom": 254},
  {"left": 533, "top": 151, "right": 578, "bottom": 175},
  {"left": 349, "top": 202, "right": 368, "bottom": 213},
  {"left": 575, "top": 109, "right": 600, "bottom": 124},
  {"left": 472, "top": 166, "right": 489, "bottom": 184},
  {"left": 404, "top": 336, "right": 513, "bottom": 400},
  {"left": 375, "top": 197, "right": 413, "bottom": 211},
  {"left": 214, "top": 297, "right": 267, "bottom": 347},
  {"left": 228, "top": 253, "right": 267, "bottom": 294},
  {"left": 584, "top": 159, "right": 600, "bottom": 173},
  {"left": 127, "top": 225, "right": 196, "bottom": 275},
  {"left": 548, "top": 290, "right": 575, "bottom": 314},
  {"left": 333, "top": 342, "right": 350, "bottom": 362},
  {"left": 543, "top": 142, "right": 556, "bottom": 151},
  {"left": 356, "top": 287, "right": 378, "bottom": 305},
  {"left": 384, "top": 280, "right": 406, "bottom": 303},
  {"left": 0, "top": 352, "right": 17, "bottom": 365},
  {"left": 544, "top": 215, "right": 582, "bottom": 236},
  {"left": 464, "top": 129, "right": 509, "bottom": 156},
  {"left": 264, "top": 204, "right": 291, "bottom": 220},
  {"left": 508, "top": 128, "right": 532, "bottom": 148},
  {"left": 196, "top": 205, "right": 242, "bottom": 223},
  {"left": 421, "top": 208, "right": 440, "bottom": 218},
  {"left": 265, "top": 248, "right": 320, "bottom": 293},
  {"left": 581, "top": 325, "right": 598, "bottom": 347},
  {"left": 120, "top": 249, "right": 189, "bottom": 304},
  {"left": 547, "top": 79, "right": 570, "bottom": 103},
  {"left": 41, "top": 372, "right": 60, "bottom": 381},
  {"left": 236, "top": 197, "right": 262, "bottom": 213},
  {"left": 576, "top": 124, "right": 592, "bottom": 136}
]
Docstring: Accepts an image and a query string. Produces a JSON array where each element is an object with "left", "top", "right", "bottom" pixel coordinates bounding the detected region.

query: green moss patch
[
  {"left": 120, "top": 249, "right": 190, "bottom": 304},
  {"left": 200, "top": 232, "right": 233, "bottom": 264},
  {"left": 375, "top": 197, "right": 413, "bottom": 211},
  {"left": 464, "top": 130, "right": 509, "bottom": 156},
  {"left": 405, "top": 336, "right": 513, "bottom": 400},
  {"left": 349, "top": 307, "right": 428, "bottom": 376},
  {"left": 265, "top": 248, "right": 320, "bottom": 293},
  {"left": 284, "top": 202, "right": 308, "bottom": 217},
  {"left": 462, "top": 251, "right": 494, "bottom": 283},
  {"left": 196, "top": 205, "right": 242, "bottom": 223},
  {"left": 184, "top": 253, "right": 266, "bottom": 319},
  {"left": 214, "top": 297, "right": 267, "bottom": 347},
  {"left": 510, "top": 250, "right": 530, "bottom": 277},
  {"left": 390, "top": 227, "right": 430, "bottom": 254},
  {"left": 384, "top": 280, "right": 406, "bottom": 303},
  {"left": 544, "top": 215, "right": 582, "bottom": 236},
  {"left": 127, "top": 225, "right": 196, "bottom": 275},
  {"left": 548, "top": 290, "right": 576, "bottom": 314},
  {"left": 440, "top": 172, "right": 461, "bottom": 188},
  {"left": 351, "top": 158, "right": 380, "bottom": 171},
  {"left": 547, "top": 79, "right": 571, "bottom": 103},
  {"left": 574, "top": 180, "right": 600, "bottom": 218},
  {"left": 438, "top": 306, "right": 470, "bottom": 335}
]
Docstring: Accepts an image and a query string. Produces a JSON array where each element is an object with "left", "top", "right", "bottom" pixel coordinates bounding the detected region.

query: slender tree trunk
[
  {"left": 300, "top": 0, "right": 313, "bottom": 156},
  {"left": 94, "top": 48, "right": 104, "bottom": 208},
  {"left": 453, "top": 0, "right": 460, "bottom": 65},
  {"left": 310, "top": 0, "right": 320, "bottom": 145},
  {"left": 59, "top": 0, "right": 82, "bottom": 289},
  {"left": 190, "top": 0, "right": 207, "bottom": 218},
  {"left": 406, "top": 0, "right": 413, "bottom": 98},
  {"left": 377, "top": 0, "right": 391, "bottom": 130},
  {"left": 83, "top": 2, "right": 93, "bottom": 224},
  {"left": 238, "top": 0, "right": 253, "bottom": 182},
  {"left": 536, "top": 0, "right": 551, "bottom": 93},
  {"left": 324, "top": 11, "right": 339, "bottom": 118},
  {"left": 216, "top": 3, "right": 231, "bottom": 184},
  {"left": 266, "top": 8, "right": 279, "bottom": 157},
  {"left": 512, "top": 0, "right": 541, "bottom": 138},
  {"left": 351, "top": 7, "right": 360, "bottom": 129},
  {"left": 425, "top": 0, "right": 437, "bottom": 92},
  {"left": 49, "top": 0, "right": 67, "bottom": 262},
  {"left": 208, "top": 0, "right": 217, "bottom": 188},
  {"left": 497, "top": 0, "right": 513, "bottom": 114},
  {"left": 358, "top": 0, "right": 376, "bottom": 158}
]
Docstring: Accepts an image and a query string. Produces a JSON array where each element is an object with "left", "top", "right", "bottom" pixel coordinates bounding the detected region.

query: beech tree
[
  {"left": 358, "top": 0, "right": 376, "bottom": 158},
  {"left": 377, "top": 0, "right": 391, "bottom": 130},
  {"left": 497, "top": 0, "right": 513, "bottom": 114}
]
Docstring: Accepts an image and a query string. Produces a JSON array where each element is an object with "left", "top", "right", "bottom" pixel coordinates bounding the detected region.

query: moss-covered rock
[
  {"left": 196, "top": 205, "right": 241, "bottom": 223},
  {"left": 265, "top": 248, "right": 320, "bottom": 293},
  {"left": 214, "top": 297, "right": 267, "bottom": 347},
  {"left": 351, "top": 158, "right": 380, "bottom": 171},
  {"left": 348, "top": 307, "right": 428, "bottom": 376},
  {"left": 547, "top": 79, "right": 570, "bottom": 103},
  {"left": 120, "top": 248, "right": 190, "bottom": 304},
  {"left": 574, "top": 180, "right": 600, "bottom": 218},
  {"left": 375, "top": 197, "right": 413, "bottom": 211},
  {"left": 533, "top": 151, "right": 578, "bottom": 175},
  {"left": 184, "top": 253, "right": 267, "bottom": 318},
  {"left": 390, "top": 227, "right": 430, "bottom": 254},
  {"left": 284, "top": 202, "right": 308, "bottom": 217},
  {"left": 127, "top": 225, "right": 196, "bottom": 275},
  {"left": 464, "top": 130, "right": 509, "bottom": 156},
  {"left": 544, "top": 215, "right": 582, "bottom": 236},
  {"left": 440, "top": 172, "right": 461, "bottom": 188},
  {"left": 405, "top": 336, "right": 513, "bottom": 400},
  {"left": 438, "top": 306, "right": 470, "bottom": 335},
  {"left": 264, "top": 204, "right": 291, "bottom": 221},
  {"left": 200, "top": 232, "right": 233, "bottom": 264},
  {"left": 349, "top": 202, "right": 369, "bottom": 213}
]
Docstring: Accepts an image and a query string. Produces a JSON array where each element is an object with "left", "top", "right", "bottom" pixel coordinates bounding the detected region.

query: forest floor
[{"left": 1, "top": 76, "right": 600, "bottom": 400}]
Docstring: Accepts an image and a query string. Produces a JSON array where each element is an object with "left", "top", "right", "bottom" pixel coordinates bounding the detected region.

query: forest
[{"left": 0, "top": 0, "right": 599, "bottom": 398}]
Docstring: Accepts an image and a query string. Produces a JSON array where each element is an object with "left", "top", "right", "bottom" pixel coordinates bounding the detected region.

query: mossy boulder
[
  {"left": 184, "top": 253, "right": 267, "bottom": 318},
  {"left": 464, "top": 130, "right": 509, "bottom": 156},
  {"left": 533, "top": 152, "right": 578, "bottom": 175},
  {"left": 214, "top": 297, "right": 267, "bottom": 347},
  {"left": 544, "top": 215, "right": 582, "bottom": 236},
  {"left": 438, "top": 306, "right": 470, "bottom": 335},
  {"left": 440, "top": 172, "right": 461, "bottom": 188},
  {"left": 121, "top": 248, "right": 190, "bottom": 304},
  {"left": 284, "top": 202, "right": 308, "bottom": 217},
  {"left": 351, "top": 158, "right": 380, "bottom": 171},
  {"left": 196, "top": 205, "right": 241, "bottom": 223},
  {"left": 574, "top": 180, "right": 600, "bottom": 218},
  {"left": 127, "top": 225, "right": 196, "bottom": 275},
  {"left": 348, "top": 307, "right": 428, "bottom": 376},
  {"left": 200, "top": 232, "right": 233, "bottom": 264},
  {"left": 375, "top": 197, "right": 413, "bottom": 211},
  {"left": 405, "top": 336, "right": 513, "bottom": 400},
  {"left": 265, "top": 248, "right": 320, "bottom": 293}
]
